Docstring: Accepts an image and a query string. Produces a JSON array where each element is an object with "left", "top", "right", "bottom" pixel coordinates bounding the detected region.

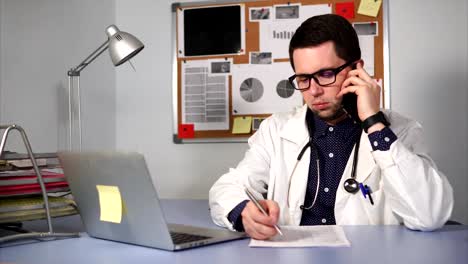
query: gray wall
[
  {"left": 0, "top": 0, "right": 466, "bottom": 223},
  {"left": 115, "top": 0, "right": 248, "bottom": 200},
  {"left": 0, "top": 0, "right": 116, "bottom": 152},
  {"left": 389, "top": 0, "right": 468, "bottom": 223}
]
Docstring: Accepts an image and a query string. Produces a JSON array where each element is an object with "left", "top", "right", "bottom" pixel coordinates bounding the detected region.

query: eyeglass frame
[{"left": 288, "top": 61, "right": 355, "bottom": 90}]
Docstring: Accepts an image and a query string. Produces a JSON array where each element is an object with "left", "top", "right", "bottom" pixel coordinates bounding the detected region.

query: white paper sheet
[
  {"left": 358, "top": 35, "right": 375, "bottom": 77},
  {"left": 181, "top": 59, "right": 230, "bottom": 130},
  {"left": 249, "top": 225, "right": 351, "bottom": 247},
  {"left": 259, "top": 4, "right": 332, "bottom": 59},
  {"left": 353, "top": 21, "right": 379, "bottom": 36},
  {"left": 231, "top": 62, "right": 303, "bottom": 115}
]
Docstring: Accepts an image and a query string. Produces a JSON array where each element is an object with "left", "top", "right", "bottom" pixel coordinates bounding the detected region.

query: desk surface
[{"left": 1, "top": 199, "right": 467, "bottom": 264}]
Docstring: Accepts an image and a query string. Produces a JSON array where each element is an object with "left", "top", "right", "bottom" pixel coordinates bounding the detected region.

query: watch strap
[{"left": 362, "top": 111, "right": 390, "bottom": 133}]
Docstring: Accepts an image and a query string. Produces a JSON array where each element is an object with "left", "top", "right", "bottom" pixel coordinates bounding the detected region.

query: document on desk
[{"left": 249, "top": 225, "right": 350, "bottom": 247}]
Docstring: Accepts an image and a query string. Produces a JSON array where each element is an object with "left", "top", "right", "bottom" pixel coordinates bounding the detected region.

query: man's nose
[{"left": 305, "top": 81, "right": 324, "bottom": 97}]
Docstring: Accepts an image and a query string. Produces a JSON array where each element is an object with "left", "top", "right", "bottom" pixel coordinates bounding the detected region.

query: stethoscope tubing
[{"left": 288, "top": 130, "right": 362, "bottom": 211}]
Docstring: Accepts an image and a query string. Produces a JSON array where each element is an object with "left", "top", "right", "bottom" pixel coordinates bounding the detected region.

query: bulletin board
[{"left": 172, "top": 0, "right": 389, "bottom": 143}]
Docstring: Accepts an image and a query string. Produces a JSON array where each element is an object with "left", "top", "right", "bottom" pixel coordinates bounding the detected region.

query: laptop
[{"left": 58, "top": 151, "right": 246, "bottom": 251}]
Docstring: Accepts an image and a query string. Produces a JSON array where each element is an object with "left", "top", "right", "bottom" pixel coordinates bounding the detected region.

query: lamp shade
[{"left": 106, "top": 25, "right": 144, "bottom": 66}]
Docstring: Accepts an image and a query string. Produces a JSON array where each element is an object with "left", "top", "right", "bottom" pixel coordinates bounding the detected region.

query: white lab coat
[{"left": 209, "top": 105, "right": 453, "bottom": 231}]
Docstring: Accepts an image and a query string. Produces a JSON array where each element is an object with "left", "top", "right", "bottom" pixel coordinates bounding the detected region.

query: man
[{"left": 209, "top": 14, "right": 453, "bottom": 240}]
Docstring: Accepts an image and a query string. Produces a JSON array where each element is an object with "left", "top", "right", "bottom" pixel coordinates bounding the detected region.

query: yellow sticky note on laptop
[
  {"left": 96, "top": 185, "right": 122, "bottom": 223},
  {"left": 357, "top": 0, "right": 382, "bottom": 17},
  {"left": 232, "top": 116, "right": 252, "bottom": 134}
]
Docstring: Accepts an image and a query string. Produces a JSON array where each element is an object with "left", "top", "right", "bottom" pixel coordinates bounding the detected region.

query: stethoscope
[{"left": 286, "top": 110, "right": 362, "bottom": 211}]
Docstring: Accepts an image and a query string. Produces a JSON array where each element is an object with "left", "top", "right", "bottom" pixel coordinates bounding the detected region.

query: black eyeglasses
[{"left": 288, "top": 61, "right": 354, "bottom": 90}]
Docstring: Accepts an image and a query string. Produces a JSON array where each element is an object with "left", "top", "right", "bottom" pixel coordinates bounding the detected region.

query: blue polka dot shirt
[{"left": 300, "top": 114, "right": 361, "bottom": 225}]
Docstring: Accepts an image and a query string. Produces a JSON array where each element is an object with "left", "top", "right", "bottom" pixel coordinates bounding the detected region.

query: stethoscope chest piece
[{"left": 343, "top": 178, "right": 360, "bottom": 194}]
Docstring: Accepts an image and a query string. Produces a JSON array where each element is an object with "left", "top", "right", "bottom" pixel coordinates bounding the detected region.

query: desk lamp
[{"left": 67, "top": 25, "right": 144, "bottom": 150}]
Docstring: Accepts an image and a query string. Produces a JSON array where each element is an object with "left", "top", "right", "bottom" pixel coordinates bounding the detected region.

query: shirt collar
[{"left": 312, "top": 114, "right": 361, "bottom": 141}]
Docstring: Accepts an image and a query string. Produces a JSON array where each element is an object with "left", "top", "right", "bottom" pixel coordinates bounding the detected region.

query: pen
[
  {"left": 244, "top": 188, "right": 283, "bottom": 236},
  {"left": 365, "top": 185, "right": 374, "bottom": 205},
  {"left": 359, "top": 183, "right": 367, "bottom": 198},
  {"left": 359, "top": 183, "right": 374, "bottom": 206}
]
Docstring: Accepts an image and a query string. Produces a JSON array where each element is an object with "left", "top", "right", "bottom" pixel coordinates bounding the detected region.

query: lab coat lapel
[
  {"left": 355, "top": 132, "right": 375, "bottom": 183},
  {"left": 278, "top": 105, "right": 310, "bottom": 225},
  {"left": 279, "top": 105, "right": 309, "bottom": 145}
]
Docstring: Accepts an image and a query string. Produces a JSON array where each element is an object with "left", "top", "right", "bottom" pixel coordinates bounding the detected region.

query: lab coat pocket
[
  {"left": 359, "top": 187, "right": 384, "bottom": 224},
  {"left": 359, "top": 169, "right": 386, "bottom": 224}
]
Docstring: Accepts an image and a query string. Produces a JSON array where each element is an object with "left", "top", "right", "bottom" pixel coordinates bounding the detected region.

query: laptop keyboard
[{"left": 170, "top": 232, "right": 211, "bottom": 244}]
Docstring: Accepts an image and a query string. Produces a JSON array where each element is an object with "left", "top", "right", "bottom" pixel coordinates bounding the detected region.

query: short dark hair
[{"left": 288, "top": 14, "right": 361, "bottom": 70}]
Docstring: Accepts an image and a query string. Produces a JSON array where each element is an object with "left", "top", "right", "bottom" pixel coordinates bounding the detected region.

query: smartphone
[
  {"left": 342, "top": 63, "right": 361, "bottom": 123},
  {"left": 342, "top": 93, "right": 360, "bottom": 123}
]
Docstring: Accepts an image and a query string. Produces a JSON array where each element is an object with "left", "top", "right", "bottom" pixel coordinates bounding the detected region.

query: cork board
[{"left": 172, "top": 0, "right": 387, "bottom": 142}]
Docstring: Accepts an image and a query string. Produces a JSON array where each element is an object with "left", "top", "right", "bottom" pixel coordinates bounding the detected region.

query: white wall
[{"left": 0, "top": 0, "right": 116, "bottom": 152}]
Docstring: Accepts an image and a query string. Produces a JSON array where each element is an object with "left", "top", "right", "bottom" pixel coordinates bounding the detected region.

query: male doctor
[{"left": 209, "top": 14, "right": 453, "bottom": 240}]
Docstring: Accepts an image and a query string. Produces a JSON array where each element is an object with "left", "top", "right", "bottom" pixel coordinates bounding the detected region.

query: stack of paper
[
  {"left": 0, "top": 169, "right": 70, "bottom": 197},
  {"left": 0, "top": 196, "right": 78, "bottom": 223}
]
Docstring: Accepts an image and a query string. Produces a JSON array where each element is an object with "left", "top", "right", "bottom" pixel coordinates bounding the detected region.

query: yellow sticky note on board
[
  {"left": 232, "top": 116, "right": 252, "bottom": 134},
  {"left": 357, "top": 0, "right": 382, "bottom": 17},
  {"left": 96, "top": 185, "right": 122, "bottom": 223}
]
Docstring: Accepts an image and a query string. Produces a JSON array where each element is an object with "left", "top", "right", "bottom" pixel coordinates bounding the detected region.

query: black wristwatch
[{"left": 362, "top": 111, "right": 390, "bottom": 133}]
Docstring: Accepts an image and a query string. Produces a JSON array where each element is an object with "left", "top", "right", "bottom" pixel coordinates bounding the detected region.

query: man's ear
[{"left": 357, "top": 59, "right": 364, "bottom": 68}]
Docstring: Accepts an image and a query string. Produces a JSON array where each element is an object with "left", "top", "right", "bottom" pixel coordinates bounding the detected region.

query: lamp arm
[{"left": 68, "top": 39, "right": 109, "bottom": 75}]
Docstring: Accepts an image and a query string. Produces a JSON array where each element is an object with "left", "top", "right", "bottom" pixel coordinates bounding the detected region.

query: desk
[{"left": 1, "top": 199, "right": 467, "bottom": 264}]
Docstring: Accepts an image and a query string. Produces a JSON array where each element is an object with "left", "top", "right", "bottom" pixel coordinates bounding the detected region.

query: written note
[
  {"left": 96, "top": 185, "right": 123, "bottom": 223},
  {"left": 232, "top": 116, "right": 253, "bottom": 134},
  {"left": 249, "top": 225, "right": 350, "bottom": 247},
  {"left": 357, "top": 0, "right": 382, "bottom": 17}
]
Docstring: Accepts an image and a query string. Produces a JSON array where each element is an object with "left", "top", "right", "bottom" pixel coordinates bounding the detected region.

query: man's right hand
[{"left": 241, "top": 199, "right": 280, "bottom": 240}]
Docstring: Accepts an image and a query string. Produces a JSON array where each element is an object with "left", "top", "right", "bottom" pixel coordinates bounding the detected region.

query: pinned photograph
[
  {"left": 353, "top": 22, "right": 378, "bottom": 36},
  {"left": 275, "top": 5, "right": 299, "bottom": 19},
  {"left": 211, "top": 61, "right": 231, "bottom": 74},
  {"left": 250, "top": 52, "right": 272, "bottom": 64},
  {"left": 250, "top": 7, "right": 271, "bottom": 21},
  {"left": 252, "top": 117, "right": 266, "bottom": 131}
]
